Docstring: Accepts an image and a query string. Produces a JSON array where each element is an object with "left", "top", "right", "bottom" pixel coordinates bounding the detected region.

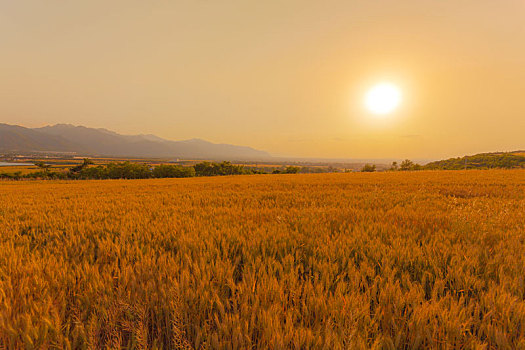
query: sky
[{"left": 1, "top": 0, "right": 525, "bottom": 160}]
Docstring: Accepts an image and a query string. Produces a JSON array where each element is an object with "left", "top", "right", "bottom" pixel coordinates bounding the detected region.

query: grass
[
  {"left": 0, "top": 170, "right": 524, "bottom": 348},
  {"left": 0, "top": 165, "right": 40, "bottom": 174}
]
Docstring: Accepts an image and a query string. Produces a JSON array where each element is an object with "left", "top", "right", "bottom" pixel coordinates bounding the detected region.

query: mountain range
[{"left": 0, "top": 123, "right": 271, "bottom": 160}]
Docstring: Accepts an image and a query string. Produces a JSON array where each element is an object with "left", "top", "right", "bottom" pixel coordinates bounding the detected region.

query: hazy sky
[{"left": 1, "top": 1, "right": 524, "bottom": 159}]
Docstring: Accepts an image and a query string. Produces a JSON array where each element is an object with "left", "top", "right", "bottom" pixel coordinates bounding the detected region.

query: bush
[
  {"left": 194, "top": 161, "right": 248, "bottom": 176},
  {"left": 105, "top": 162, "right": 152, "bottom": 179},
  {"left": 153, "top": 164, "right": 195, "bottom": 178},
  {"left": 284, "top": 166, "right": 300, "bottom": 174},
  {"left": 361, "top": 164, "right": 376, "bottom": 172}
]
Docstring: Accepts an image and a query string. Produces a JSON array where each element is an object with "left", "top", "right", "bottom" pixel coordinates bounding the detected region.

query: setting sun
[
  {"left": 365, "top": 83, "right": 402, "bottom": 115},
  {"left": 2, "top": 1, "right": 525, "bottom": 348}
]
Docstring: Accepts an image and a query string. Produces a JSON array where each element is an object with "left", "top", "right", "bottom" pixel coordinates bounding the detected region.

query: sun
[{"left": 365, "top": 82, "right": 402, "bottom": 115}]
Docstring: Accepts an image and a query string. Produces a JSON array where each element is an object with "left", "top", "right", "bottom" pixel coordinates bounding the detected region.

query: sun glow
[{"left": 365, "top": 83, "right": 402, "bottom": 115}]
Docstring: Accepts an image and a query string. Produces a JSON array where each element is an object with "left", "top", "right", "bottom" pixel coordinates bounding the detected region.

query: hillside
[
  {"left": 0, "top": 123, "right": 271, "bottom": 160},
  {"left": 424, "top": 152, "right": 525, "bottom": 170}
]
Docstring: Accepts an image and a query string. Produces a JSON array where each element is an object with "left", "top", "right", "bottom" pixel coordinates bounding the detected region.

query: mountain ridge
[{"left": 0, "top": 123, "right": 271, "bottom": 160}]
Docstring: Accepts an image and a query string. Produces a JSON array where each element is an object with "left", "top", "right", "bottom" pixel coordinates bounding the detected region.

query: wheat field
[{"left": 1, "top": 170, "right": 524, "bottom": 349}]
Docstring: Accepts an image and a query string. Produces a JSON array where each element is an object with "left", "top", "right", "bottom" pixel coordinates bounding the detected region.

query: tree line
[
  {"left": 0, "top": 160, "right": 301, "bottom": 180},
  {"left": 3, "top": 151, "right": 523, "bottom": 180}
]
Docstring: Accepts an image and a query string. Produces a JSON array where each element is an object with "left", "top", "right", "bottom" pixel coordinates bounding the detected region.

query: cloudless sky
[{"left": 1, "top": 0, "right": 524, "bottom": 159}]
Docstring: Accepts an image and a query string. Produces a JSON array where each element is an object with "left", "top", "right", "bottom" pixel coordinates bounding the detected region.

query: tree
[
  {"left": 284, "top": 166, "right": 300, "bottom": 174},
  {"left": 70, "top": 158, "right": 94, "bottom": 173},
  {"left": 400, "top": 159, "right": 414, "bottom": 171},
  {"left": 361, "top": 164, "right": 376, "bottom": 172},
  {"left": 80, "top": 166, "right": 106, "bottom": 179},
  {"left": 34, "top": 162, "right": 51, "bottom": 173},
  {"left": 153, "top": 164, "right": 195, "bottom": 178},
  {"left": 105, "top": 162, "right": 151, "bottom": 179},
  {"left": 82, "top": 158, "right": 94, "bottom": 167},
  {"left": 390, "top": 161, "right": 398, "bottom": 171},
  {"left": 194, "top": 161, "right": 248, "bottom": 176}
]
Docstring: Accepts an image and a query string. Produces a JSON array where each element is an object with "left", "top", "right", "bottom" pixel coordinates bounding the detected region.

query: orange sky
[{"left": 1, "top": 1, "right": 524, "bottom": 159}]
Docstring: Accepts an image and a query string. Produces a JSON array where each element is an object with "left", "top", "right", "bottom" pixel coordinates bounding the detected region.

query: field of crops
[
  {"left": 1, "top": 170, "right": 524, "bottom": 349},
  {"left": 0, "top": 165, "right": 40, "bottom": 174}
]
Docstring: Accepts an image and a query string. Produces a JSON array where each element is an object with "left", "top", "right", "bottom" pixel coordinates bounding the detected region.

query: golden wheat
[{"left": 0, "top": 170, "right": 524, "bottom": 349}]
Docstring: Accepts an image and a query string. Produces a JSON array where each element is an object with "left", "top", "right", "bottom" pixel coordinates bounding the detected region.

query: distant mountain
[
  {"left": 0, "top": 123, "right": 271, "bottom": 160},
  {"left": 0, "top": 124, "right": 79, "bottom": 152}
]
